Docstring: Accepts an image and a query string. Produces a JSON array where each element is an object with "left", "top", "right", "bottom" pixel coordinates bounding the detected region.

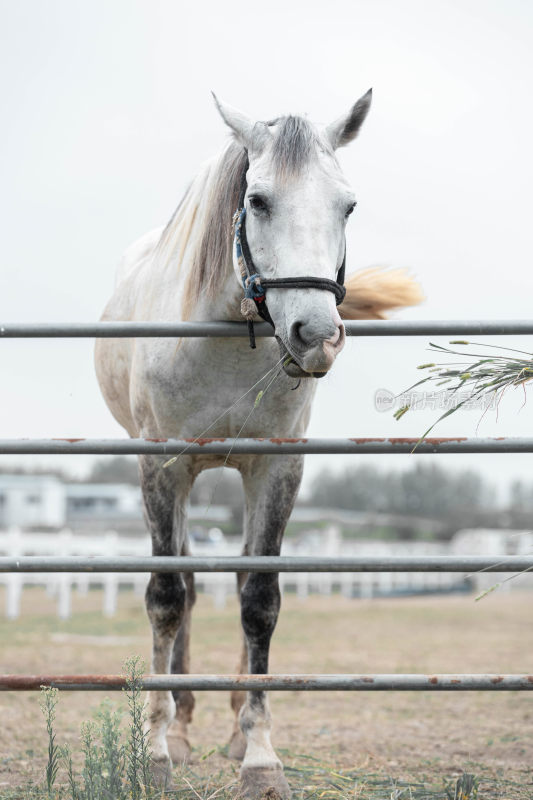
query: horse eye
[
  {"left": 249, "top": 195, "right": 269, "bottom": 214},
  {"left": 345, "top": 202, "right": 357, "bottom": 218}
]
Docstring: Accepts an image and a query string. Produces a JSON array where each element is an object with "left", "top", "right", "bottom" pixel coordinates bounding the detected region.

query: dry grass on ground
[{"left": 0, "top": 587, "right": 532, "bottom": 798}]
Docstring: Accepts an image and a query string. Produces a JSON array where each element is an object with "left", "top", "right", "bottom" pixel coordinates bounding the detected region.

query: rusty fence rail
[
  {"left": 0, "top": 436, "right": 533, "bottom": 455},
  {"left": 2, "top": 674, "right": 532, "bottom": 692}
]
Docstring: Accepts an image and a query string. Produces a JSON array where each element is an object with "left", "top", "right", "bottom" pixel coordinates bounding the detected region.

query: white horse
[{"left": 95, "top": 91, "right": 422, "bottom": 798}]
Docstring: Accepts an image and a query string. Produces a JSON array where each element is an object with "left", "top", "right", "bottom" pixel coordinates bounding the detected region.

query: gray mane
[{"left": 182, "top": 116, "right": 320, "bottom": 316}]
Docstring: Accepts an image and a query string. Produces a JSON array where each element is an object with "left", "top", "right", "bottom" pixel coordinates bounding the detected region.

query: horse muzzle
[{"left": 279, "top": 323, "right": 346, "bottom": 378}]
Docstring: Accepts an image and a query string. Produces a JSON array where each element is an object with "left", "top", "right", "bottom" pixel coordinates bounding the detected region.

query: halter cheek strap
[{"left": 234, "top": 208, "right": 271, "bottom": 348}]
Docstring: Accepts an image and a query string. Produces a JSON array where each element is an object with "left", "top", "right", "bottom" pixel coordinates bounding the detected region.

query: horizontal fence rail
[
  {"left": 1, "top": 436, "right": 533, "bottom": 455},
  {"left": 1, "top": 555, "right": 531, "bottom": 573},
  {"left": 3, "top": 319, "right": 533, "bottom": 338},
  {"left": 2, "top": 674, "right": 533, "bottom": 692}
]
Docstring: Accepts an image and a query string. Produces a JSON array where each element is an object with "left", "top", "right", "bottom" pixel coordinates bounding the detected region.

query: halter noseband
[{"left": 233, "top": 159, "right": 347, "bottom": 349}]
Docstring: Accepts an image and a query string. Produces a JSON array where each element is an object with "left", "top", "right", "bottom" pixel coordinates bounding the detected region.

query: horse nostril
[
  {"left": 289, "top": 321, "right": 306, "bottom": 348},
  {"left": 290, "top": 319, "right": 339, "bottom": 349},
  {"left": 328, "top": 326, "right": 341, "bottom": 346}
]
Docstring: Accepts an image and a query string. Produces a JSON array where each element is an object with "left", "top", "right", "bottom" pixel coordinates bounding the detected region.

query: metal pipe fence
[
  {"left": 0, "top": 436, "right": 533, "bottom": 455},
  {"left": 2, "top": 319, "right": 533, "bottom": 338},
  {"left": 1, "top": 555, "right": 532, "bottom": 573},
  {"left": 1, "top": 317, "right": 532, "bottom": 694},
  {"left": 2, "top": 674, "right": 532, "bottom": 692}
]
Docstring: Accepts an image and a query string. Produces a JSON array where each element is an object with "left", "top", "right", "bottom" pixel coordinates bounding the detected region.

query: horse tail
[{"left": 339, "top": 266, "right": 424, "bottom": 320}]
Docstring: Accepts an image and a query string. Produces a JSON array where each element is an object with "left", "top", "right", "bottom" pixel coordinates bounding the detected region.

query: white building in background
[
  {"left": 0, "top": 474, "right": 231, "bottom": 532},
  {"left": 0, "top": 474, "right": 65, "bottom": 528},
  {"left": 450, "top": 528, "right": 533, "bottom": 592},
  {"left": 0, "top": 474, "right": 143, "bottom": 531},
  {"left": 66, "top": 483, "right": 142, "bottom": 520}
]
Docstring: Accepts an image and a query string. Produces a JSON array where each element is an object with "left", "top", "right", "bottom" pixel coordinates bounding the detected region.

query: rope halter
[{"left": 233, "top": 172, "right": 347, "bottom": 349}]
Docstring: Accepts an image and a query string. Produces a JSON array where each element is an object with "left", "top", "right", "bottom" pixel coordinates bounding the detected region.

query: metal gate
[{"left": 1, "top": 318, "right": 533, "bottom": 692}]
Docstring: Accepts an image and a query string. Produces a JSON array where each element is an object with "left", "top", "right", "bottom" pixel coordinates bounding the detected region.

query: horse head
[{"left": 213, "top": 91, "right": 372, "bottom": 378}]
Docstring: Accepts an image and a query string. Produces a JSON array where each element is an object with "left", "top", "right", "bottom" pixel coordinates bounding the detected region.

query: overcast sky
[{"left": 1, "top": 0, "right": 533, "bottom": 500}]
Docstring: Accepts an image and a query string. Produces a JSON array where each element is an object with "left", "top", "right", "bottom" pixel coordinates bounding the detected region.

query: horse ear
[
  {"left": 326, "top": 89, "right": 372, "bottom": 149},
  {"left": 211, "top": 92, "right": 256, "bottom": 147}
]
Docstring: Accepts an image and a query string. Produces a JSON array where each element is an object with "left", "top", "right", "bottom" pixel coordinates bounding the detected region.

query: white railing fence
[{"left": 0, "top": 526, "right": 473, "bottom": 619}]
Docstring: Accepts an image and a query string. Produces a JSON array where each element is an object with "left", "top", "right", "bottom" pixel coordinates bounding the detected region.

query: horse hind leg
[{"left": 167, "top": 569, "right": 196, "bottom": 764}]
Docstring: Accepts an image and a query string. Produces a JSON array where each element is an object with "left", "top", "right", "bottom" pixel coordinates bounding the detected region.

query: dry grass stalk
[{"left": 395, "top": 340, "right": 533, "bottom": 438}]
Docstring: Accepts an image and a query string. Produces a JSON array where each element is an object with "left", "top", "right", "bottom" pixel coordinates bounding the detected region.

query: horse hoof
[
  {"left": 150, "top": 756, "right": 174, "bottom": 791},
  {"left": 227, "top": 730, "right": 247, "bottom": 760},
  {"left": 167, "top": 732, "right": 192, "bottom": 764},
  {"left": 239, "top": 766, "right": 291, "bottom": 800}
]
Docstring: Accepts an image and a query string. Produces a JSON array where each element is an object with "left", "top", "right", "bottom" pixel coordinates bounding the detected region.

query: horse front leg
[
  {"left": 140, "top": 455, "right": 194, "bottom": 789},
  {"left": 238, "top": 454, "right": 303, "bottom": 800}
]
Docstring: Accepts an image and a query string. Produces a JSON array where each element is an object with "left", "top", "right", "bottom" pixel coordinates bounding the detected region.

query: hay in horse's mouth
[{"left": 276, "top": 338, "right": 327, "bottom": 380}]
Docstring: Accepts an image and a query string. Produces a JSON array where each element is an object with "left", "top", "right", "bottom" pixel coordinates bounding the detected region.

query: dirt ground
[{"left": 0, "top": 586, "right": 532, "bottom": 796}]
